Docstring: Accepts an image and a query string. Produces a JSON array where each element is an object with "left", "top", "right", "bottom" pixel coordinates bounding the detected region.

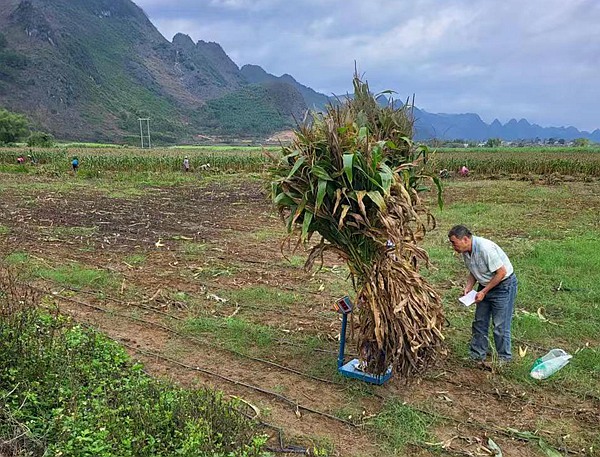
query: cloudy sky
[{"left": 135, "top": 0, "right": 600, "bottom": 131}]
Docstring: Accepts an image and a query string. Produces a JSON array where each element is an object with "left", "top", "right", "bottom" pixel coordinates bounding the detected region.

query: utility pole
[{"left": 138, "top": 118, "right": 151, "bottom": 148}]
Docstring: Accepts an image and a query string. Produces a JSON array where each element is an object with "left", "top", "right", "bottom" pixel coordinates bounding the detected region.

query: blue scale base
[{"left": 338, "top": 359, "right": 393, "bottom": 385}]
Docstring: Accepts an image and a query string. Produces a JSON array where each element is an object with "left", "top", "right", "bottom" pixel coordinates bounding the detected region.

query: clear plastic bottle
[{"left": 530, "top": 348, "right": 572, "bottom": 380}]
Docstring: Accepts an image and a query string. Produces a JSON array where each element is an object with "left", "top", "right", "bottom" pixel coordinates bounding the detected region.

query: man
[{"left": 448, "top": 225, "right": 517, "bottom": 364}]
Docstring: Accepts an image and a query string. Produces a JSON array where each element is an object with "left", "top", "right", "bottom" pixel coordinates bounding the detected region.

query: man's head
[{"left": 448, "top": 225, "right": 473, "bottom": 253}]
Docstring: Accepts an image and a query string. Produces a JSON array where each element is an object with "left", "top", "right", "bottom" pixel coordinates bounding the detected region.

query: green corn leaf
[
  {"left": 301, "top": 211, "right": 313, "bottom": 242},
  {"left": 378, "top": 163, "right": 393, "bottom": 194},
  {"left": 399, "top": 136, "right": 413, "bottom": 147},
  {"left": 358, "top": 126, "right": 368, "bottom": 141},
  {"left": 274, "top": 192, "right": 295, "bottom": 206},
  {"left": 316, "top": 179, "right": 327, "bottom": 210},
  {"left": 432, "top": 176, "right": 444, "bottom": 209},
  {"left": 371, "top": 144, "right": 383, "bottom": 171},
  {"left": 312, "top": 165, "right": 332, "bottom": 181},
  {"left": 287, "top": 156, "right": 305, "bottom": 179},
  {"left": 343, "top": 153, "right": 354, "bottom": 183},
  {"left": 538, "top": 440, "right": 562, "bottom": 457},
  {"left": 367, "top": 190, "right": 386, "bottom": 211},
  {"left": 291, "top": 198, "right": 306, "bottom": 225},
  {"left": 357, "top": 111, "right": 368, "bottom": 128}
]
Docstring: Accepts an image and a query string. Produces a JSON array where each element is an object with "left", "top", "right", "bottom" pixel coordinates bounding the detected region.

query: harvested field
[{"left": 1, "top": 170, "right": 599, "bottom": 456}]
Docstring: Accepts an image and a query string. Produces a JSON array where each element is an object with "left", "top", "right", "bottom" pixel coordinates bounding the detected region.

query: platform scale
[{"left": 335, "top": 296, "right": 393, "bottom": 385}]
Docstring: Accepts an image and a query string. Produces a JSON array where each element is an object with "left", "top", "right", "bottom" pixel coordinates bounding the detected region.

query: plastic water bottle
[{"left": 530, "top": 349, "right": 572, "bottom": 380}]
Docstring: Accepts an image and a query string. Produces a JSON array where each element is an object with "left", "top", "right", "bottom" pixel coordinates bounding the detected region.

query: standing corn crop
[{"left": 271, "top": 75, "right": 445, "bottom": 377}]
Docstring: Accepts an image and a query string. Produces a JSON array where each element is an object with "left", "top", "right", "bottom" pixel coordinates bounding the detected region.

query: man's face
[{"left": 449, "top": 235, "right": 471, "bottom": 253}]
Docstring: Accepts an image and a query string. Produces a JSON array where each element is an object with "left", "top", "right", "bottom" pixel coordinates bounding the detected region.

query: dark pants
[{"left": 470, "top": 274, "right": 518, "bottom": 361}]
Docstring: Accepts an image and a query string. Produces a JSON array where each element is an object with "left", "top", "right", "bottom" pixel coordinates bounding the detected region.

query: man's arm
[
  {"left": 464, "top": 273, "right": 477, "bottom": 295},
  {"left": 475, "top": 265, "right": 507, "bottom": 302}
]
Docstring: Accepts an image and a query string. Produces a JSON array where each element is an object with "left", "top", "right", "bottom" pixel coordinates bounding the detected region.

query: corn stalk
[{"left": 271, "top": 74, "right": 444, "bottom": 377}]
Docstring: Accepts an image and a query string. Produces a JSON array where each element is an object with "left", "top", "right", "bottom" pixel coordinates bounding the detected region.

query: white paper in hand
[{"left": 459, "top": 290, "right": 477, "bottom": 307}]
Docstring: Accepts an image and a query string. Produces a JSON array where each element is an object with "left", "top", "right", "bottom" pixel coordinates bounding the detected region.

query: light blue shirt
[{"left": 462, "top": 236, "right": 513, "bottom": 286}]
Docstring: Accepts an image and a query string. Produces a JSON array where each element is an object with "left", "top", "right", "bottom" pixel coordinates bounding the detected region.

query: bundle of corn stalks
[{"left": 271, "top": 74, "right": 445, "bottom": 377}]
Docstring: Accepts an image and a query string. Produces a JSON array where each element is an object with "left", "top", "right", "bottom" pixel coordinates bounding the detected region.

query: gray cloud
[{"left": 136, "top": 0, "right": 600, "bottom": 131}]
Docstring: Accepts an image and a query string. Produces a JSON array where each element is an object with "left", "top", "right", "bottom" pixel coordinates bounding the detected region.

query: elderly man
[{"left": 448, "top": 225, "right": 518, "bottom": 364}]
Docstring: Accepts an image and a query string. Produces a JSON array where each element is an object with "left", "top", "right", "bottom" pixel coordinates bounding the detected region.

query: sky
[{"left": 135, "top": 0, "right": 600, "bottom": 132}]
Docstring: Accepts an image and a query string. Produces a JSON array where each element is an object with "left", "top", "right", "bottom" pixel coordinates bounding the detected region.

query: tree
[
  {"left": 485, "top": 137, "right": 501, "bottom": 148},
  {"left": 0, "top": 108, "right": 29, "bottom": 144},
  {"left": 27, "top": 131, "right": 54, "bottom": 147},
  {"left": 573, "top": 138, "right": 590, "bottom": 147}
]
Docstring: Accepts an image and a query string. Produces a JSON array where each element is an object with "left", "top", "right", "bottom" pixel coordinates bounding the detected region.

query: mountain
[
  {"left": 0, "top": 0, "right": 305, "bottom": 143},
  {"left": 241, "top": 64, "right": 330, "bottom": 112},
  {"left": 411, "top": 107, "right": 600, "bottom": 142}
]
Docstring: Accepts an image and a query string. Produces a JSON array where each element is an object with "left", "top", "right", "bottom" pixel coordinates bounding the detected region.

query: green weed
[
  {"left": 369, "top": 400, "right": 436, "bottom": 453},
  {"left": 36, "top": 263, "right": 118, "bottom": 289},
  {"left": 183, "top": 316, "right": 276, "bottom": 354},
  {"left": 124, "top": 253, "right": 147, "bottom": 266}
]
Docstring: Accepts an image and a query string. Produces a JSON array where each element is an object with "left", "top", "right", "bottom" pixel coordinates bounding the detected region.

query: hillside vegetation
[{"left": 0, "top": 0, "right": 305, "bottom": 144}]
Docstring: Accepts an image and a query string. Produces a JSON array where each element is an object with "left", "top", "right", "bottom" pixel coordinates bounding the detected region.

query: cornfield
[
  {"left": 430, "top": 148, "right": 600, "bottom": 176},
  {"left": 271, "top": 75, "right": 445, "bottom": 377},
  {"left": 0, "top": 147, "right": 273, "bottom": 174},
  {"left": 1, "top": 146, "right": 600, "bottom": 176}
]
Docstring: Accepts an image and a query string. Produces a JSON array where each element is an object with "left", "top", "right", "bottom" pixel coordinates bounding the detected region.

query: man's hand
[
  {"left": 475, "top": 291, "right": 486, "bottom": 302},
  {"left": 464, "top": 273, "right": 476, "bottom": 295}
]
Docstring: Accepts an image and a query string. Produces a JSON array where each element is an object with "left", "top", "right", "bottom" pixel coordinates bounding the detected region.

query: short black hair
[{"left": 448, "top": 225, "right": 472, "bottom": 239}]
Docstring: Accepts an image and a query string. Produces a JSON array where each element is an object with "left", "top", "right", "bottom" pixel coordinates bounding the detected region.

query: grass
[
  {"left": 424, "top": 179, "right": 600, "bottom": 396},
  {"left": 36, "top": 263, "right": 119, "bottom": 289},
  {"left": 368, "top": 400, "right": 436, "bottom": 454},
  {"left": 183, "top": 316, "right": 276, "bottom": 354},
  {"left": 4, "top": 251, "right": 29, "bottom": 265},
  {"left": 250, "top": 226, "right": 286, "bottom": 242},
  {"left": 0, "top": 225, "right": 9, "bottom": 235},
  {"left": 123, "top": 253, "right": 147, "bottom": 266},
  {"left": 224, "top": 285, "right": 304, "bottom": 309}
]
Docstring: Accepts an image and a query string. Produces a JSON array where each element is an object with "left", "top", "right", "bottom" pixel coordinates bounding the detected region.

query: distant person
[
  {"left": 16, "top": 156, "right": 25, "bottom": 165},
  {"left": 71, "top": 156, "right": 79, "bottom": 172},
  {"left": 183, "top": 156, "right": 190, "bottom": 172},
  {"left": 448, "top": 225, "right": 517, "bottom": 367},
  {"left": 28, "top": 154, "right": 37, "bottom": 165},
  {"left": 459, "top": 165, "right": 469, "bottom": 177}
]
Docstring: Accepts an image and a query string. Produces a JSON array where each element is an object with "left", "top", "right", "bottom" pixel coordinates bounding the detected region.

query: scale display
[{"left": 335, "top": 296, "right": 353, "bottom": 314}]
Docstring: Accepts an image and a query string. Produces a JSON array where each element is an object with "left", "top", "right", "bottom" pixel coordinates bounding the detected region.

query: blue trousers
[{"left": 470, "top": 274, "right": 518, "bottom": 361}]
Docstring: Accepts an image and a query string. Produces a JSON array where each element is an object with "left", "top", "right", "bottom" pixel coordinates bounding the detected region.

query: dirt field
[{"left": 1, "top": 173, "right": 598, "bottom": 456}]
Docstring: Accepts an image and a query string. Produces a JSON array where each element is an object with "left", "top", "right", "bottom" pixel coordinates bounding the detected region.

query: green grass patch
[
  {"left": 224, "top": 285, "right": 303, "bottom": 309},
  {"left": 183, "top": 316, "right": 276, "bottom": 354},
  {"left": 4, "top": 251, "right": 29, "bottom": 265},
  {"left": 424, "top": 180, "right": 600, "bottom": 396},
  {"left": 36, "top": 263, "right": 118, "bottom": 289},
  {"left": 369, "top": 400, "right": 436, "bottom": 454},
  {"left": 0, "top": 225, "right": 9, "bottom": 235},
  {"left": 123, "top": 253, "right": 147, "bottom": 266},
  {"left": 251, "top": 226, "right": 285, "bottom": 242}
]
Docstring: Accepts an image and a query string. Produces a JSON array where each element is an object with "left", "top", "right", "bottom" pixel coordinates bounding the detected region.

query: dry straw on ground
[{"left": 271, "top": 74, "right": 445, "bottom": 377}]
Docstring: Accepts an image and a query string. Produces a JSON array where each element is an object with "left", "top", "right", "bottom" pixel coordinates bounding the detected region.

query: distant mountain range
[
  {"left": 410, "top": 108, "right": 600, "bottom": 142},
  {"left": 0, "top": 0, "right": 597, "bottom": 143}
]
